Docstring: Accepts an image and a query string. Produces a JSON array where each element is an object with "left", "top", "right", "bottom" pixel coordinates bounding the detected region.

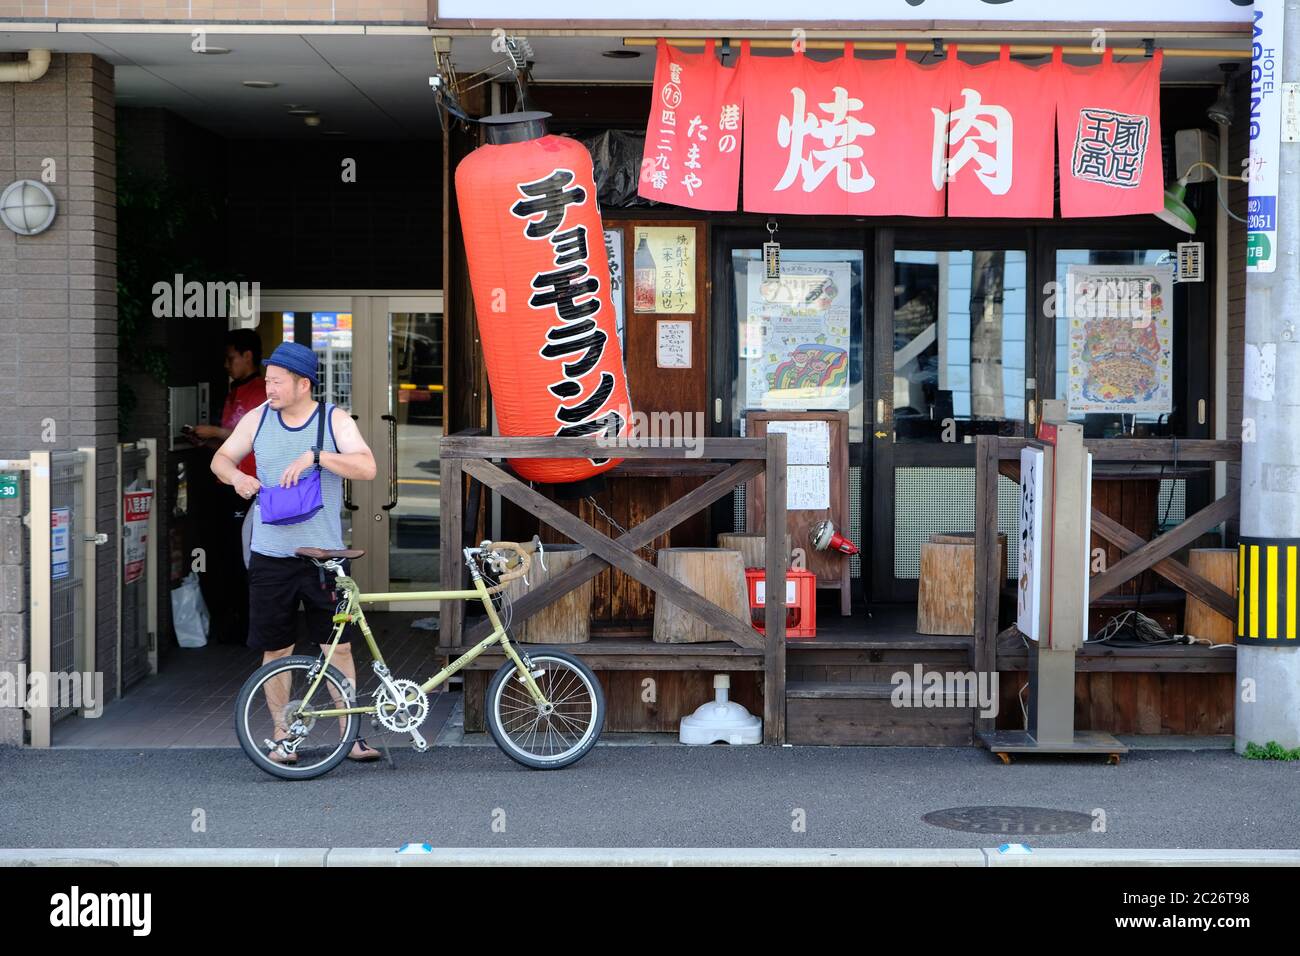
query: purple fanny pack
[{"left": 258, "top": 400, "right": 326, "bottom": 526}]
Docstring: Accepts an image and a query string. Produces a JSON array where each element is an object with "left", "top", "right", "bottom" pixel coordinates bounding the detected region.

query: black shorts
[{"left": 247, "top": 552, "right": 355, "bottom": 652}]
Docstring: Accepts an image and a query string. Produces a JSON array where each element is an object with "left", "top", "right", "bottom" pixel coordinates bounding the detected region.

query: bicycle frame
[{"left": 296, "top": 553, "right": 549, "bottom": 720}]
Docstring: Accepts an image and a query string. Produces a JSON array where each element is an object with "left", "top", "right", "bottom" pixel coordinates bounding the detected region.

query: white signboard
[
  {"left": 604, "top": 228, "right": 626, "bottom": 347},
  {"left": 436, "top": 1, "right": 1253, "bottom": 23},
  {"left": 767, "top": 420, "right": 830, "bottom": 466},
  {"left": 1066, "top": 264, "right": 1173, "bottom": 415},
  {"left": 1247, "top": 1, "right": 1284, "bottom": 273},
  {"left": 787, "top": 465, "right": 830, "bottom": 511},
  {"left": 655, "top": 320, "right": 692, "bottom": 368},
  {"left": 51, "top": 506, "right": 71, "bottom": 581},
  {"left": 1016, "top": 447, "right": 1044, "bottom": 642},
  {"left": 744, "top": 260, "right": 851, "bottom": 411}
]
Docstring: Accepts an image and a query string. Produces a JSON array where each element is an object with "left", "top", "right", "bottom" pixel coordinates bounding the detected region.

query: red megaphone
[{"left": 811, "top": 519, "right": 859, "bottom": 556}]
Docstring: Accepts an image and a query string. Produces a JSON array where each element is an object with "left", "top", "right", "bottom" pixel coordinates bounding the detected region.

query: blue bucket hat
[{"left": 263, "top": 341, "right": 319, "bottom": 385}]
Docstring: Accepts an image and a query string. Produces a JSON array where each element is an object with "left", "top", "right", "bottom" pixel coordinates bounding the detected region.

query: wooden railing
[
  {"left": 437, "top": 432, "right": 790, "bottom": 743},
  {"left": 974, "top": 436, "right": 1241, "bottom": 731}
]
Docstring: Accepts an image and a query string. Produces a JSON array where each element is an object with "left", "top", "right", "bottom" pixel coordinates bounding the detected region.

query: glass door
[
  {"left": 872, "top": 230, "right": 1031, "bottom": 603},
  {"left": 259, "top": 292, "right": 443, "bottom": 599},
  {"left": 360, "top": 295, "right": 445, "bottom": 608},
  {"left": 712, "top": 227, "right": 868, "bottom": 602}
]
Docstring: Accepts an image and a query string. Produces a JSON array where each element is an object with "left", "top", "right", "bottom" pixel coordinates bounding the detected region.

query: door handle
[
  {"left": 342, "top": 415, "right": 359, "bottom": 511},
  {"left": 381, "top": 414, "right": 398, "bottom": 511}
]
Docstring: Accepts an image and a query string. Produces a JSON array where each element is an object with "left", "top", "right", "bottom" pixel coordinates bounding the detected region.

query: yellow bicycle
[{"left": 234, "top": 537, "right": 605, "bottom": 780}]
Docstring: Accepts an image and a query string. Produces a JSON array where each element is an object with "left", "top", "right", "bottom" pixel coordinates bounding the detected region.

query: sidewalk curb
[{"left": 3, "top": 848, "right": 1299, "bottom": 867}]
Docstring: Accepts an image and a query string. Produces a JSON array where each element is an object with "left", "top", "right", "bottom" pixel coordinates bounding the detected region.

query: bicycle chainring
[{"left": 372, "top": 679, "right": 430, "bottom": 734}]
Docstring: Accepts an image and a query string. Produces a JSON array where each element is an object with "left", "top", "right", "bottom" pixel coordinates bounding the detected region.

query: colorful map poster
[
  {"left": 1066, "top": 264, "right": 1173, "bottom": 415},
  {"left": 744, "top": 260, "right": 852, "bottom": 410}
]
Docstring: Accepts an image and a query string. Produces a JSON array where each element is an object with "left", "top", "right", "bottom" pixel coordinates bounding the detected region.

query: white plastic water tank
[{"left": 679, "top": 674, "right": 762, "bottom": 745}]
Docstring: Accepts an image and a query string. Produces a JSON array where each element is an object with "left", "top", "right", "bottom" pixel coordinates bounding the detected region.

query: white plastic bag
[{"left": 171, "top": 572, "right": 210, "bottom": 648}]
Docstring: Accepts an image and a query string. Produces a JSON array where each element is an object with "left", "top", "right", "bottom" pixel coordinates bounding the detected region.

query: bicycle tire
[
  {"left": 234, "top": 654, "right": 358, "bottom": 781},
  {"left": 485, "top": 651, "right": 605, "bottom": 770}
]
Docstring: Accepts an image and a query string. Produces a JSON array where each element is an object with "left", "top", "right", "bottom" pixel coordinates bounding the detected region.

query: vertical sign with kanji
[
  {"left": 1056, "top": 48, "right": 1164, "bottom": 217},
  {"left": 1247, "top": 1, "right": 1284, "bottom": 272},
  {"left": 638, "top": 38, "right": 743, "bottom": 211}
]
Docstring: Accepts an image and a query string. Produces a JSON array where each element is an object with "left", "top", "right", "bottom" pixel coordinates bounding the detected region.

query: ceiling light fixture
[
  {"left": 196, "top": 46, "right": 231, "bottom": 55},
  {"left": 242, "top": 80, "right": 278, "bottom": 89},
  {"left": 601, "top": 49, "right": 641, "bottom": 59}
]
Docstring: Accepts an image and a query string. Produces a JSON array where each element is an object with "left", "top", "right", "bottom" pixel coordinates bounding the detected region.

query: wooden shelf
[
  {"left": 442, "top": 637, "right": 766, "bottom": 672},
  {"left": 995, "top": 625, "right": 1236, "bottom": 673}
]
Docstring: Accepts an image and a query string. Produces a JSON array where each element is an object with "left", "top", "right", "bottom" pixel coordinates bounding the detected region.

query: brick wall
[{"left": 0, "top": 53, "right": 118, "bottom": 740}]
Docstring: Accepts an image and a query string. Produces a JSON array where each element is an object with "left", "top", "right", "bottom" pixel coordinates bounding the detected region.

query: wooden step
[{"left": 786, "top": 680, "right": 978, "bottom": 706}]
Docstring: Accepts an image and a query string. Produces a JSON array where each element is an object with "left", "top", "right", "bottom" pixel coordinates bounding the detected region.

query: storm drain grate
[{"left": 922, "top": 806, "right": 1094, "bottom": 834}]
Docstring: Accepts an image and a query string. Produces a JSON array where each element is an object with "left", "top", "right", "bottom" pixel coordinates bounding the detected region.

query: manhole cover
[{"left": 922, "top": 806, "right": 1093, "bottom": 834}]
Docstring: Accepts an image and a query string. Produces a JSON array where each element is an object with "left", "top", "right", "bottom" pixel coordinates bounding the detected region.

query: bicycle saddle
[{"left": 296, "top": 547, "right": 366, "bottom": 560}]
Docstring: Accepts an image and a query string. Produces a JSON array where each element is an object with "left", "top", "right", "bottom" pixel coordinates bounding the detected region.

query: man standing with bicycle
[{"left": 211, "top": 341, "right": 382, "bottom": 764}]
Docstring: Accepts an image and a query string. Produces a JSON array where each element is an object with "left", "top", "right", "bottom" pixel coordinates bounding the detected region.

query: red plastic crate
[{"left": 745, "top": 568, "right": 817, "bottom": 639}]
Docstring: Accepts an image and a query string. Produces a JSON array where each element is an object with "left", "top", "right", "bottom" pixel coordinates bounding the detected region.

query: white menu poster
[
  {"left": 766, "top": 420, "right": 830, "bottom": 465},
  {"left": 787, "top": 465, "right": 830, "bottom": 510},
  {"left": 744, "top": 260, "right": 852, "bottom": 410}
]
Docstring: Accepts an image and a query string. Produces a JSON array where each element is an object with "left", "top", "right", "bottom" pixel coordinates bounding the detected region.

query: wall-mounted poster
[
  {"left": 603, "top": 228, "right": 625, "bottom": 348},
  {"left": 1016, "top": 447, "right": 1044, "bottom": 642},
  {"left": 744, "top": 260, "right": 852, "bottom": 410},
  {"left": 632, "top": 226, "right": 695, "bottom": 314},
  {"left": 655, "top": 320, "right": 692, "bottom": 369},
  {"left": 1066, "top": 263, "right": 1173, "bottom": 414}
]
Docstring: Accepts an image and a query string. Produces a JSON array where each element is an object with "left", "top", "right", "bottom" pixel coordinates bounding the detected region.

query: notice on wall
[
  {"left": 744, "top": 260, "right": 851, "bottom": 410},
  {"left": 1016, "top": 447, "right": 1044, "bottom": 642},
  {"left": 787, "top": 464, "right": 830, "bottom": 511},
  {"left": 767, "top": 420, "right": 830, "bottom": 466},
  {"left": 604, "top": 228, "right": 626, "bottom": 347},
  {"left": 51, "top": 506, "right": 71, "bottom": 582},
  {"left": 123, "top": 489, "right": 153, "bottom": 585},
  {"left": 655, "top": 320, "right": 692, "bottom": 369},
  {"left": 633, "top": 227, "right": 695, "bottom": 314},
  {"left": 1066, "top": 264, "right": 1173, "bottom": 415}
]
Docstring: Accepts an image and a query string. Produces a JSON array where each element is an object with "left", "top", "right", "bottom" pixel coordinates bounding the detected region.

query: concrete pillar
[
  {"left": 0, "top": 53, "right": 119, "bottom": 734},
  {"left": 1237, "top": 7, "right": 1300, "bottom": 752}
]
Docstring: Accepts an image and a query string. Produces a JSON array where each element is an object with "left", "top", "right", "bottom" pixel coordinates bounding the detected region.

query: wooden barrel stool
[
  {"left": 716, "top": 532, "right": 793, "bottom": 570},
  {"left": 501, "top": 543, "right": 592, "bottom": 644},
  {"left": 917, "top": 532, "right": 1007, "bottom": 636},
  {"left": 1184, "top": 547, "right": 1238, "bottom": 645},
  {"left": 653, "top": 547, "right": 750, "bottom": 644}
]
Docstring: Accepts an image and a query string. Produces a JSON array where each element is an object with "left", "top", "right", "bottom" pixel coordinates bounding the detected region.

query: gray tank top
[{"left": 249, "top": 401, "right": 344, "bottom": 558}]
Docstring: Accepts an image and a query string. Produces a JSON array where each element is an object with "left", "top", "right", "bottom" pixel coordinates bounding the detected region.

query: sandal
[
  {"left": 347, "top": 738, "right": 382, "bottom": 762},
  {"left": 267, "top": 740, "right": 299, "bottom": 765}
]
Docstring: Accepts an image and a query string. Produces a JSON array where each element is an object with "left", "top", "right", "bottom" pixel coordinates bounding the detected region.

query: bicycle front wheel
[
  {"left": 485, "top": 651, "right": 604, "bottom": 770},
  {"left": 234, "top": 654, "right": 359, "bottom": 780}
]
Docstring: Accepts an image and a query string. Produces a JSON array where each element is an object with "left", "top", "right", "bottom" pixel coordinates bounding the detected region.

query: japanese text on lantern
[{"left": 510, "top": 169, "right": 624, "bottom": 442}]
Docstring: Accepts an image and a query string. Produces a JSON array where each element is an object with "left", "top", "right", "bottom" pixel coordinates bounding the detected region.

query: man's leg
[
  {"left": 261, "top": 645, "right": 296, "bottom": 738},
  {"left": 246, "top": 553, "right": 299, "bottom": 743}
]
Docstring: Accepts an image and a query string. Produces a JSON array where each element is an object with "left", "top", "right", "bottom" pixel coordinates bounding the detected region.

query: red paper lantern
[{"left": 455, "top": 113, "right": 632, "bottom": 484}]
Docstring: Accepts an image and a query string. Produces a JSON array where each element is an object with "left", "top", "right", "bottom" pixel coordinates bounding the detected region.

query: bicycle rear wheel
[
  {"left": 485, "top": 651, "right": 604, "bottom": 769},
  {"left": 234, "top": 654, "right": 358, "bottom": 780}
]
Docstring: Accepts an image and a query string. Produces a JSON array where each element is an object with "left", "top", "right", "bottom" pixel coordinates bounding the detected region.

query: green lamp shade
[{"left": 1157, "top": 181, "right": 1197, "bottom": 234}]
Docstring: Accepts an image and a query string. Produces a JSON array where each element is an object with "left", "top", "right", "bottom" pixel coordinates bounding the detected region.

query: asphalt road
[{"left": 2, "top": 745, "right": 1297, "bottom": 850}]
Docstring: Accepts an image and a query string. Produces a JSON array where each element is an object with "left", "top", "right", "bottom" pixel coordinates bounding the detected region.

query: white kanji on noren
[
  {"left": 931, "top": 87, "right": 1014, "bottom": 195},
  {"left": 775, "top": 86, "right": 876, "bottom": 194}
]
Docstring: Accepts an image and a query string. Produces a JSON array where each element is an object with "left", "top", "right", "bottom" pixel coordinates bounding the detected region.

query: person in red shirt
[
  {"left": 189, "top": 329, "right": 268, "bottom": 567},
  {"left": 187, "top": 330, "right": 268, "bottom": 645}
]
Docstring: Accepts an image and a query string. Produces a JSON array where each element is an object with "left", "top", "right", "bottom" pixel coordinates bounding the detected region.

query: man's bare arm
[
  {"left": 211, "top": 405, "right": 263, "bottom": 494},
  {"left": 321, "top": 407, "right": 377, "bottom": 481}
]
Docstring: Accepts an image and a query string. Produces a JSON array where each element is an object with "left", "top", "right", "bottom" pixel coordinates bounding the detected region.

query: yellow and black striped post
[{"left": 1237, "top": 538, "right": 1300, "bottom": 643}]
